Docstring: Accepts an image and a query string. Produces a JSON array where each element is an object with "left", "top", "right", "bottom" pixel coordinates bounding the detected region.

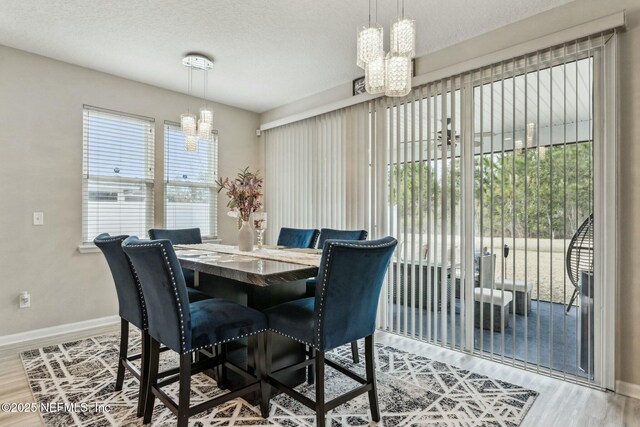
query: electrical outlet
[
  {"left": 33, "top": 212, "right": 44, "bottom": 226},
  {"left": 19, "top": 291, "right": 31, "bottom": 308}
]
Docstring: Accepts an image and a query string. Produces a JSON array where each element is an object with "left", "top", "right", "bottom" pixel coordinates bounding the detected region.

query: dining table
[{"left": 174, "top": 243, "right": 322, "bottom": 396}]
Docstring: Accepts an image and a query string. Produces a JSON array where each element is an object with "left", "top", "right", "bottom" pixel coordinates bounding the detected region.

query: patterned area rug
[{"left": 21, "top": 334, "right": 537, "bottom": 426}]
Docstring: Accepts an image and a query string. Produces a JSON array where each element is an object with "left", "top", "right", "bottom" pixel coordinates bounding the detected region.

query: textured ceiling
[{"left": 0, "top": 0, "right": 573, "bottom": 113}]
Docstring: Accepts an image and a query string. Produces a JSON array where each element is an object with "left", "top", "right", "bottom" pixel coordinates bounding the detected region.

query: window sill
[{"left": 78, "top": 243, "right": 100, "bottom": 254}]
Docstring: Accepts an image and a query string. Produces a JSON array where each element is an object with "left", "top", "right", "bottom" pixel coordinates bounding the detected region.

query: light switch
[{"left": 33, "top": 212, "right": 44, "bottom": 226}]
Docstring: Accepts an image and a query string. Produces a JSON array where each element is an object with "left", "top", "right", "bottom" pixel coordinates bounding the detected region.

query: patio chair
[
  {"left": 565, "top": 214, "right": 594, "bottom": 313},
  {"left": 475, "top": 253, "right": 513, "bottom": 331}
]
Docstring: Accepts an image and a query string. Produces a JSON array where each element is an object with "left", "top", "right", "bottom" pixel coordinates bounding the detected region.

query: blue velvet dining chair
[
  {"left": 315, "top": 228, "right": 368, "bottom": 248},
  {"left": 306, "top": 228, "right": 368, "bottom": 364},
  {"left": 276, "top": 227, "right": 320, "bottom": 248},
  {"left": 122, "top": 236, "right": 269, "bottom": 427},
  {"left": 262, "top": 236, "right": 397, "bottom": 427},
  {"left": 94, "top": 233, "right": 211, "bottom": 418},
  {"left": 148, "top": 228, "right": 202, "bottom": 287}
]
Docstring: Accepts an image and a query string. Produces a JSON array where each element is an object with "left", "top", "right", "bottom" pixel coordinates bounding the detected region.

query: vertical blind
[
  {"left": 164, "top": 123, "right": 218, "bottom": 237},
  {"left": 263, "top": 32, "right": 611, "bottom": 386},
  {"left": 82, "top": 106, "right": 154, "bottom": 242},
  {"left": 264, "top": 103, "right": 371, "bottom": 244}
]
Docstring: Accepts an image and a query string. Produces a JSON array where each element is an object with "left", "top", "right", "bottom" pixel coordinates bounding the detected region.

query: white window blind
[
  {"left": 164, "top": 123, "right": 218, "bottom": 237},
  {"left": 82, "top": 106, "right": 155, "bottom": 242}
]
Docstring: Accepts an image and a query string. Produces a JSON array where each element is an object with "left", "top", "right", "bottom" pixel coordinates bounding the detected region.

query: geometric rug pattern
[{"left": 21, "top": 333, "right": 537, "bottom": 426}]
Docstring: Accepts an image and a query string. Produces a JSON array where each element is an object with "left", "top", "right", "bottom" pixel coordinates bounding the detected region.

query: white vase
[{"left": 238, "top": 220, "right": 254, "bottom": 252}]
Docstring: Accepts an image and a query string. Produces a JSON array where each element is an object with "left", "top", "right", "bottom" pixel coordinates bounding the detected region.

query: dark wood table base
[{"left": 196, "top": 273, "right": 309, "bottom": 398}]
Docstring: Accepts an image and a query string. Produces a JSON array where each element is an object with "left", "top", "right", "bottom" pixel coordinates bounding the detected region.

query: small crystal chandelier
[
  {"left": 357, "top": 0, "right": 416, "bottom": 98},
  {"left": 181, "top": 53, "right": 214, "bottom": 151},
  {"left": 365, "top": 55, "right": 386, "bottom": 94}
]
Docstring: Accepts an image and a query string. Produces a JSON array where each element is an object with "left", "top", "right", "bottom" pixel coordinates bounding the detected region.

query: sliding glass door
[
  {"left": 377, "top": 36, "right": 609, "bottom": 386},
  {"left": 471, "top": 53, "right": 595, "bottom": 382},
  {"left": 265, "top": 33, "right": 616, "bottom": 388}
]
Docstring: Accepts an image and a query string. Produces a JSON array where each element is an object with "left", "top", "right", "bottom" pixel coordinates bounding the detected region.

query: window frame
[
  {"left": 81, "top": 105, "right": 155, "bottom": 244},
  {"left": 163, "top": 121, "right": 218, "bottom": 239}
]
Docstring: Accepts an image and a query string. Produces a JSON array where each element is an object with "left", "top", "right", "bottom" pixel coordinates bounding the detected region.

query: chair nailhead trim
[
  {"left": 316, "top": 239, "right": 396, "bottom": 350},
  {"left": 127, "top": 262, "right": 147, "bottom": 329},
  {"left": 126, "top": 241, "right": 188, "bottom": 352},
  {"left": 268, "top": 328, "right": 316, "bottom": 349},
  {"left": 126, "top": 239, "right": 270, "bottom": 355},
  {"left": 97, "top": 236, "right": 128, "bottom": 242},
  {"left": 97, "top": 236, "right": 148, "bottom": 329},
  {"left": 186, "top": 329, "right": 267, "bottom": 354}
]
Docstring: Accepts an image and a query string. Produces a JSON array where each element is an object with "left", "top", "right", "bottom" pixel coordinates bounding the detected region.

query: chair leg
[
  {"left": 218, "top": 343, "right": 228, "bottom": 389},
  {"left": 136, "top": 330, "right": 150, "bottom": 417},
  {"left": 143, "top": 338, "right": 160, "bottom": 424},
  {"left": 365, "top": 335, "right": 380, "bottom": 422},
  {"left": 566, "top": 287, "right": 579, "bottom": 313},
  {"left": 212, "top": 345, "right": 222, "bottom": 387},
  {"left": 351, "top": 341, "right": 360, "bottom": 364},
  {"left": 307, "top": 346, "right": 316, "bottom": 385},
  {"left": 177, "top": 353, "right": 192, "bottom": 427},
  {"left": 315, "top": 350, "right": 326, "bottom": 427},
  {"left": 115, "top": 318, "right": 129, "bottom": 392},
  {"left": 256, "top": 333, "right": 270, "bottom": 418}
]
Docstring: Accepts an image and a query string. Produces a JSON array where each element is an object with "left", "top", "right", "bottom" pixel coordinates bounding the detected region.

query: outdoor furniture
[
  {"left": 391, "top": 261, "right": 451, "bottom": 311},
  {"left": 579, "top": 271, "right": 594, "bottom": 375},
  {"left": 566, "top": 214, "right": 594, "bottom": 313},
  {"left": 475, "top": 253, "right": 513, "bottom": 331},
  {"left": 493, "top": 279, "right": 531, "bottom": 315},
  {"left": 474, "top": 288, "right": 513, "bottom": 332}
]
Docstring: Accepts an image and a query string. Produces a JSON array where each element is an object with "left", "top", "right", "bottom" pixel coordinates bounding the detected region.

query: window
[
  {"left": 164, "top": 123, "right": 218, "bottom": 237},
  {"left": 82, "top": 107, "right": 154, "bottom": 242}
]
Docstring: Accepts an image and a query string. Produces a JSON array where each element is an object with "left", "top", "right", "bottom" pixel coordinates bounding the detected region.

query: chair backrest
[
  {"left": 148, "top": 228, "right": 202, "bottom": 287},
  {"left": 148, "top": 228, "right": 202, "bottom": 244},
  {"left": 122, "top": 237, "right": 192, "bottom": 354},
  {"left": 277, "top": 227, "right": 320, "bottom": 248},
  {"left": 94, "top": 233, "right": 145, "bottom": 330},
  {"left": 313, "top": 237, "right": 397, "bottom": 351},
  {"left": 316, "top": 228, "right": 368, "bottom": 248},
  {"left": 566, "top": 214, "right": 594, "bottom": 288},
  {"left": 479, "top": 253, "right": 496, "bottom": 290}
]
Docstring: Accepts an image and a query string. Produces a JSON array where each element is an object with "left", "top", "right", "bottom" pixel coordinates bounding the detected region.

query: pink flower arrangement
[{"left": 215, "top": 167, "right": 264, "bottom": 222}]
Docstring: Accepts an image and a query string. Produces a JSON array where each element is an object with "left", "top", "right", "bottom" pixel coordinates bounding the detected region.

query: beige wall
[
  {"left": 0, "top": 45, "right": 260, "bottom": 336},
  {"left": 260, "top": 0, "right": 640, "bottom": 388}
]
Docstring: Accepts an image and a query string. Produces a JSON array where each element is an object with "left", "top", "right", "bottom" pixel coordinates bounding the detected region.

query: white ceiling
[{"left": 0, "top": 0, "right": 573, "bottom": 113}]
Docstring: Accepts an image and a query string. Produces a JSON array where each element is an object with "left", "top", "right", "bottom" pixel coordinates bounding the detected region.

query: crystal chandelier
[
  {"left": 181, "top": 53, "right": 214, "bottom": 151},
  {"left": 357, "top": 0, "right": 416, "bottom": 97}
]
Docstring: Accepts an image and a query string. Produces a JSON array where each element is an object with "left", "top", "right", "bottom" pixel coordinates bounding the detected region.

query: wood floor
[{"left": 0, "top": 325, "right": 638, "bottom": 426}]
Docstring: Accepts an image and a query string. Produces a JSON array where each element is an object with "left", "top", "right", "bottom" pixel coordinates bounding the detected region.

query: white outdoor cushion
[
  {"left": 474, "top": 287, "right": 513, "bottom": 306},
  {"left": 492, "top": 279, "right": 531, "bottom": 293}
]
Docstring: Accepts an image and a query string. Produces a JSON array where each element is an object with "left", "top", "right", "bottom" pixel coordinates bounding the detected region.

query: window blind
[
  {"left": 264, "top": 103, "right": 371, "bottom": 244},
  {"left": 82, "top": 106, "right": 155, "bottom": 242},
  {"left": 164, "top": 123, "right": 218, "bottom": 237}
]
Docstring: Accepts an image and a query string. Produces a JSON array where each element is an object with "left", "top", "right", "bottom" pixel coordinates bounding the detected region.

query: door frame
[{"left": 458, "top": 35, "right": 618, "bottom": 388}]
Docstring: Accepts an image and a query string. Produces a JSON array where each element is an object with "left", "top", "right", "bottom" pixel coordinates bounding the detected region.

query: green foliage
[
  {"left": 476, "top": 142, "right": 593, "bottom": 239},
  {"left": 390, "top": 142, "right": 593, "bottom": 239}
]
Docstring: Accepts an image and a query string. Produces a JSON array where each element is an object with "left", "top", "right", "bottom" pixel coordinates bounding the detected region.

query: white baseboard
[
  {"left": 0, "top": 315, "right": 120, "bottom": 348},
  {"left": 616, "top": 380, "right": 640, "bottom": 400}
]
